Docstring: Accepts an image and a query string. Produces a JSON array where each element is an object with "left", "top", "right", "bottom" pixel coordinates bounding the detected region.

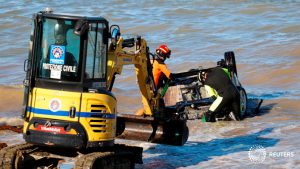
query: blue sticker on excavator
[{"left": 50, "top": 45, "right": 65, "bottom": 64}]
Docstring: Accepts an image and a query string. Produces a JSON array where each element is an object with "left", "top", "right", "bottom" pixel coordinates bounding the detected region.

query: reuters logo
[{"left": 248, "top": 145, "right": 267, "bottom": 164}]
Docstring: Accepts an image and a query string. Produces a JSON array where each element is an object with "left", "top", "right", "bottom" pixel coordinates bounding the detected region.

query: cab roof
[{"left": 38, "top": 10, "right": 108, "bottom": 23}]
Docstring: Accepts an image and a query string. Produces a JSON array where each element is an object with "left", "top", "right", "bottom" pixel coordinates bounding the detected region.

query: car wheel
[{"left": 237, "top": 86, "right": 247, "bottom": 118}]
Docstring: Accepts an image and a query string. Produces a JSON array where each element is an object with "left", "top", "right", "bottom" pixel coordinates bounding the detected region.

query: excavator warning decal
[{"left": 33, "top": 125, "right": 77, "bottom": 135}]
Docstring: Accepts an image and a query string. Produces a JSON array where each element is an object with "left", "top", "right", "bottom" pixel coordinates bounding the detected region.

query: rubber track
[
  {"left": 0, "top": 143, "right": 35, "bottom": 169},
  {"left": 74, "top": 152, "right": 114, "bottom": 169},
  {"left": 74, "top": 151, "right": 134, "bottom": 169}
]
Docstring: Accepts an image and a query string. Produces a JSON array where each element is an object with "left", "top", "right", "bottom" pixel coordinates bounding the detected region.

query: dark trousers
[{"left": 209, "top": 91, "right": 241, "bottom": 119}]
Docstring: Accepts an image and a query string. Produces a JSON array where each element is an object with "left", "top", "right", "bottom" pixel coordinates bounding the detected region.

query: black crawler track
[
  {"left": 74, "top": 151, "right": 134, "bottom": 169},
  {"left": 75, "top": 144, "right": 142, "bottom": 169},
  {"left": 0, "top": 143, "right": 36, "bottom": 169},
  {"left": 0, "top": 143, "right": 142, "bottom": 169}
]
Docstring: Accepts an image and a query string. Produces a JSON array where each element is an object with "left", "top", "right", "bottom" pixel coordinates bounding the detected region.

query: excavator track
[
  {"left": 0, "top": 143, "right": 36, "bottom": 169},
  {"left": 0, "top": 143, "right": 142, "bottom": 169},
  {"left": 75, "top": 144, "right": 142, "bottom": 169},
  {"left": 75, "top": 151, "right": 133, "bottom": 169}
]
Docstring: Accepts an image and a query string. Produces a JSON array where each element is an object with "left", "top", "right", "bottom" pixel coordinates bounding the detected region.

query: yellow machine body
[{"left": 23, "top": 87, "right": 117, "bottom": 148}]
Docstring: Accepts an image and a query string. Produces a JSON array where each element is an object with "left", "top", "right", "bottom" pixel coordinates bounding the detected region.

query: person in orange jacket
[
  {"left": 152, "top": 44, "right": 175, "bottom": 88},
  {"left": 135, "top": 44, "right": 174, "bottom": 116}
]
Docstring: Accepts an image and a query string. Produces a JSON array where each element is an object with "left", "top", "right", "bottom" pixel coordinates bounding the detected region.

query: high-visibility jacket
[
  {"left": 152, "top": 59, "right": 171, "bottom": 88},
  {"left": 205, "top": 68, "right": 231, "bottom": 97},
  {"left": 204, "top": 67, "right": 238, "bottom": 98}
]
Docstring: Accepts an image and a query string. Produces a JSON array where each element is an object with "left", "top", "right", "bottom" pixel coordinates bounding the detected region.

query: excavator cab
[
  {"left": 22, "top": 10, "right": 118, "bottom": 149},
  {"left": 34, "top": 12, "right": 108, "bottom": 91}
]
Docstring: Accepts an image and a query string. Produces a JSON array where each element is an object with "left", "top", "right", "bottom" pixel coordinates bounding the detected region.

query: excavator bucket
[{"left": 116, "top": 114, "right": 189, "bottom": 146}]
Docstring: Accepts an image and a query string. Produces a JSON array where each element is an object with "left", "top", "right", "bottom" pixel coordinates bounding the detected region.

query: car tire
[{"left": 237, "top": 86, "right": 247, "bottom": 118}]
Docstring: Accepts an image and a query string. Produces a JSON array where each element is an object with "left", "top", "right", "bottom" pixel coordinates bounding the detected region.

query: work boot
[{"left": 204, "top": 110, "right": 216, "bottom": 122}]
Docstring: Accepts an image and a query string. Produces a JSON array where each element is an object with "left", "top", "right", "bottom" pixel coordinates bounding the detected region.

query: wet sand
[{"left": 0, "top": 85, "right": 23, "bottom": 113}]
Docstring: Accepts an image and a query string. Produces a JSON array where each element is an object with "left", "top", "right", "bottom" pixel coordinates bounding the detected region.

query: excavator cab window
[
  {"left": 33, "top": 13, "right": 109, "bottom": 91},
  {"left": 85, "top": 23, "right": 107, "bottom": 80},
  {"left": 38, "top": 18, "right": 80, "bottom": 81}
]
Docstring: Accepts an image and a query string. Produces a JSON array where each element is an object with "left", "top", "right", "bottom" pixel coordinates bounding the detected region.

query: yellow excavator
[{"left": 0, "top": 9, "right": 188, "bottom": 169}]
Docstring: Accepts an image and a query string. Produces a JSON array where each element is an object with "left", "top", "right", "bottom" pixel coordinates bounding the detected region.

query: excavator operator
[
  {"left": 200, "top": 67, "right": 241, "bottom": 122},
  {"left": 49, "top": 20, "right": 78, "bottom": 80}
]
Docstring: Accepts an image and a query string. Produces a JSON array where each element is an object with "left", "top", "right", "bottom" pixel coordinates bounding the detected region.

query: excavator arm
[{"left": 107, "top": 35, "right": 158, "bottom": 116}]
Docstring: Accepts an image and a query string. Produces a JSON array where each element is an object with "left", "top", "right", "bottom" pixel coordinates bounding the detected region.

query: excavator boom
[{"left": 107, "top": 36, "right": 156, "bottom": 116}]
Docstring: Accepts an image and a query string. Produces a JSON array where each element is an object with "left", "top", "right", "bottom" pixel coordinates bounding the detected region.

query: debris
[
  {"left": 0, "top": 125, "right": 23, "bottom": 133},
  {"left": 0, "top": 143, "right": 7, "bottom": 150}
]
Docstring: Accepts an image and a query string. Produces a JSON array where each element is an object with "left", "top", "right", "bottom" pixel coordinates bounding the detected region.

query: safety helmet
[
  {"left": 156, "top": 44, "right": 171, "bottom": 59},
  {"left": 54, "top": 20, "right": 67, "bottom": 45}
]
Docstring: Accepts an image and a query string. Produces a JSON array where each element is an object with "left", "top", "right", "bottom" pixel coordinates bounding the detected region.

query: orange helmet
[{"left": 156, "top": 44, "right": 171, "bottom": 59}]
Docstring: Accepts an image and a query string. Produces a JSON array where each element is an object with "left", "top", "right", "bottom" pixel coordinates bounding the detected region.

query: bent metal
[{"left": 43, "top": 63, "right": 76, "bottom": 72}]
